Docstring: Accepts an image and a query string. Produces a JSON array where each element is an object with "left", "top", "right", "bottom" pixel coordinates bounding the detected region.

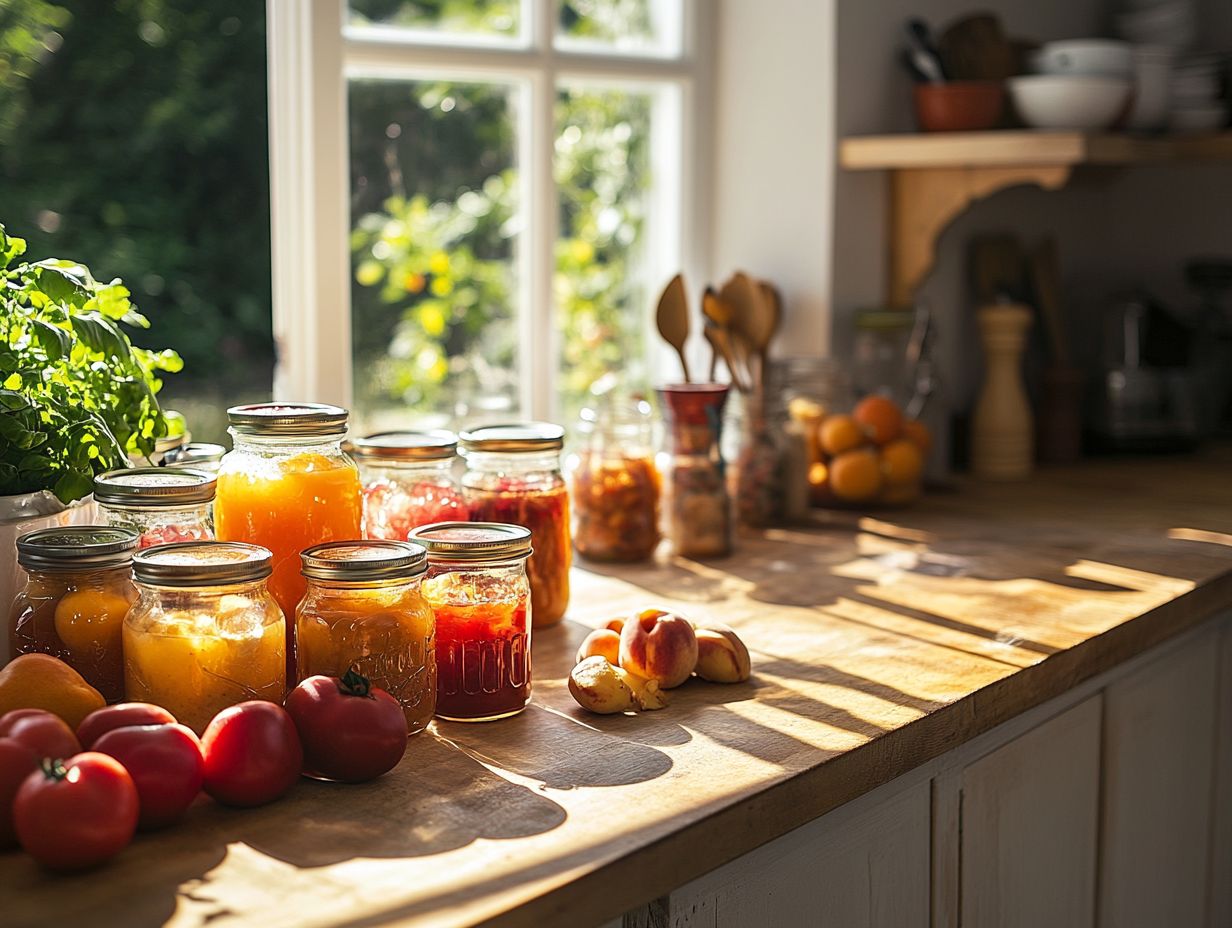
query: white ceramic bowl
[
  {"left": 1033, "top": 39, "right": 1132, "bottom": 77},
  {"left": 1009, "top": 75, "right": 1132, "bottom": 130}
]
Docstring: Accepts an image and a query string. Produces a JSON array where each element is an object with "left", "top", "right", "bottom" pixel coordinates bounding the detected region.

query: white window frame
[{"left": 266, "top": 0, "right": 714, "bottom": 421}]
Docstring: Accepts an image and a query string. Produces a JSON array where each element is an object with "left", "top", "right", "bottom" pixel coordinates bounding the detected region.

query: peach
[
  {"left": 575, "top": 628, "right": 621, "bottom": 665},
  {"left": 619, "top": 608, "right": 698, "bottom": 689},
  {"left": 604, "top": 616, "right": 625, "bottom": 634},
  {"left": 693, "top": 621, "right": 752, "bottom": 683},
  {"left": 568, "top": 656, "right": 666, "bottom": 714}
]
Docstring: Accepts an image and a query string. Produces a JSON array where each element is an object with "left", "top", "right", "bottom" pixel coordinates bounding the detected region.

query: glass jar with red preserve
[
  {"left": 94, "top": 467, "right": 216, "bottom": 549},
  {"left": 349, "top": 431, "right": 468, "bottom": 540},
  {"left": 459, "top": 423, "right": 570, "bottom": 627},
  {"left": 409, "top": 522, "right": 532, "bottom": 721}
]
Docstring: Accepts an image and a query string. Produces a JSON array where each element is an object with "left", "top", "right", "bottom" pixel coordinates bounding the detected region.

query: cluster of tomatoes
[{"left": 0, "top": 670, "right": 409, "bottom": 871}]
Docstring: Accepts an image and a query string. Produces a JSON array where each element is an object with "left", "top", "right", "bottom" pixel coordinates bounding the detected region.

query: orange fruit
[
  {"left": 829, "top": 448, "right": 883, "bottom": 502},
  {"left": 881, "top": 438, "right": 924, "bottom": 486},
  {"left": 0, "top": 653, "right": 105, "bottom": 729},
  {"left": 53, "top": 589, "right": 131, "bottom": 658},
  {"left": 902, "top": 418, "right": 932, "bottom": 455},
  {"left": 819, "top": 414, "right": 864, "bottom": 457},
  {"left": 854, "top": 395, "right": 903, "bottom": 445}
]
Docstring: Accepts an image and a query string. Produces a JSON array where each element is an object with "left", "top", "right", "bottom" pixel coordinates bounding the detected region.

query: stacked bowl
[{"left": 1011, "top": 40, "right": 1133, "bottom": 130}]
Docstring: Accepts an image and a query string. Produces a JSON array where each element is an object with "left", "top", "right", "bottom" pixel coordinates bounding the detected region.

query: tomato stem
[
  {"left": 340, "top": 668, "right": 372, "bottom": 698},
  {"left": 40, "top": 758, "right": 69, "bottom": 781}
]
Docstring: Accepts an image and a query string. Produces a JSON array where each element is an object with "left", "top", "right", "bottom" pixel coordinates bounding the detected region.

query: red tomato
[
  {"left": 0, "top": 738, "right": 39, "bottom": 848},
  {"left": 285, "top": 671, "right": 408, "bottom": 783},
  {"left": 14, "top": 752, "right": 139, "bottom": 871},
  {"left": 92, "top": 724, "right": 203, "bottom": 829},
  {"left": 77, "top": 703, "right": 176, "bottom": 749},
  {"left": 200, "top": 701, "right": 302, "bottom": 807},
  {"left": 0, "top": 709, "right": 80, "bottom": 760}
]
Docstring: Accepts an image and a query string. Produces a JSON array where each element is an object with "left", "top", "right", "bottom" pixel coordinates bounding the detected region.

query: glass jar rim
[
  {"left": 17, "top": 526, "right": 139, "bottom": 571},
  {"left": 94, "top": 466, "right": 216, "bottom": 508},
  {"left": 459, "top": 421, "right": 564, "bottom": 454},
  {"left": 409, "top": 521, "right": 532, "bottom": 562},
  {"left": 227, "top": 403, "right": 349, "bottom": 438},
  {"left": 133, "top": 541, "right": 272, "bottom": 587},
  {"left": 347, "top": 429, "right": 457, "bottom": 462},
  {"left": 300, "top": 540, "right": 427, "bottom": 582}
]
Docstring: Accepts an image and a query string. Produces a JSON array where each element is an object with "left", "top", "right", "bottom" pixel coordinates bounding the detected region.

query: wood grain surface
[{"left": 3, "top": 452, "right": 1232, "bottom": 928}]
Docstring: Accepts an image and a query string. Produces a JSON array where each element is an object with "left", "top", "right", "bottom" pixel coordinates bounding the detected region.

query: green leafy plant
[{"left": 0, "top": 222, "right": 182, "bottom": 502}]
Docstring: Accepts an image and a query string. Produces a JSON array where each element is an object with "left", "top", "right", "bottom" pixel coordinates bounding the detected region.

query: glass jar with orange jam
[
  {"left": 459, "top": 423, "right": 569, "bottom": 627},
  {"left": 123, "top": 542, "right": 286, "bottom": 735},
  {"left": 9, "top": 526, "right": 140, "bottom": 703},
  {"left": 214, "top": 403, "right": 363, "bottom": 681},
  {"left": 296, "top": 540, "right": 436, "bottom": 734},
  {"left": 409, "top": 522, "right": 532, "bottom": 722}
]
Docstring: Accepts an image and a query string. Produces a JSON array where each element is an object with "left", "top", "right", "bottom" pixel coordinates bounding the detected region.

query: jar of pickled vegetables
[
  {"left": 9, "top": 526, "right": 139, "bottom": 703},
  {"left": 297, "top": 540, "right": 436, "bottom": 734},
  {"left": 214, "top": 403, "right": 363, "bottom": 681},
  {"left": 408, "top": 522, "right": 532, "bottom": 722},
  {"left": 123, "top": 542, "right": 285, "bottom": 734},
  {"left": 568, "top": 401, "right": 660, "bottom": 562},
  {"left": 94, "top": 467, "right": 216, "bottom": 549},
  {"left": 459, "top": 423, "right": 569, "bottom": 627},
  {"left": 350, "top": 431, "right": 468, "bottom": 540}
]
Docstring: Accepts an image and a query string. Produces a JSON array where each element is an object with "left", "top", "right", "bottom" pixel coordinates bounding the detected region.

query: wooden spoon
[{"left": 655, "top": 273, "right": 691, "bottom": 383}]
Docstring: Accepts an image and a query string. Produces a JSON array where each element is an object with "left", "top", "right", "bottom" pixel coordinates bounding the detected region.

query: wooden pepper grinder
[{"left": 972, "top": 303, "right": 1033, "bottom": 480}]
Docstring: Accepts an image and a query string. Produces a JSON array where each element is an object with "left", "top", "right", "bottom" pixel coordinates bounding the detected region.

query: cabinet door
[
  {"left": 960, "top": 696, "right": 1102, "bottom": 928},
  {"left": 1208, "top": 620, "right": 1232, "bottom": 928}
]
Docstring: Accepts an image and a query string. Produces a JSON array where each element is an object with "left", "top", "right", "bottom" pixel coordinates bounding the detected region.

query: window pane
[
  {"left": 348, "top": 0, "right": 520, "bottom": 41},
  {"left": 555, "top": 0, "right": 682, "bottom": 56},
  {"left": 349, "top": 79, "right": 520, "bottom": 432}
]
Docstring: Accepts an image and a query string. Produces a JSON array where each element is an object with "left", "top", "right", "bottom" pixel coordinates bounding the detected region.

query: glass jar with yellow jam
[
  {"left": 296, "top": 540, "right": 436, "bottom": 734},
  {"left": 9, "top": 526, "right": 140, "bottom": 703},
  {"left": 123, "top": 542, "right": 286, "bottom": 735},
  {"left": 94, "top": 466, "right": 216, "bottom": 549}
]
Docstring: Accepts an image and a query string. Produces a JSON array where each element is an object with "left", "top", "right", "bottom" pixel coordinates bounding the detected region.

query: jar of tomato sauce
[
  {"left": 349, "top": 431, "right": 468, "bottom": 540},
  {"left": 408, "top": 522, "right": 532, "bottom": 722},
  {"left": 94, "top": 467, "right": 216, "bottom": 549},
  {"left": 459, "top": 423, "right": 569, "bottom": 627},
  {"left": 296, "top": 540, "right": 437, "bottom": 734},
  {"left": 9, "top": 526, "right": 139, "bottom": 703},
  {"left": 123, "top": 542, "right": 286, "bottom": 734},
  {"left": 214, "top": 403, "right": 362, "bottom": 681}
]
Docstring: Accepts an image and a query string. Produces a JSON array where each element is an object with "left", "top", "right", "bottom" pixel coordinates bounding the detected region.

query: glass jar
[
  {"left": 9, "top": 526, "right": 139, "bottom": 702},
  {"left": 459, "top": 423, "right": 570, "bottom": 627},
  {"left": 852, "top": 309, "right": 915, "bottom": 407},
  {"left": 409, "top": 522, "right": 532, "bottom": 722},
  {"left": 94, "top": 467, "right": 216, "bottom": 549},
  {"left": 214, "top": 403, "right": 363, "bottom": 681},
  {"left": 568, "top": 401, "right": 660, "bottom": 562},
  {"left": 162, "top": 442, "right": 228, "bottom": 474},
  {"left": 658, "top": 384, "right": 732, "bottom": 558},
  {"left": 123, "top": 542, "right": 286, "bottom": 735},
  {"left": 296, "top": 540, "right": 436, "bottom": 734},
  {"left": 349, "top": 431, "right": 469, "bottom": 540}
]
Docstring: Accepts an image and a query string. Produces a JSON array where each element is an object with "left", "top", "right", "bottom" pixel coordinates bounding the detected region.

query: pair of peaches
[{"left": 568, "top": 609, "right": 752, "bottom": 715}]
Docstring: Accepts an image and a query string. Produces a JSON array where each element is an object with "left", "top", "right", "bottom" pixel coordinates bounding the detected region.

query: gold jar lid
[
  {"left": 300, "top": 540, "right": 427, "bottom": 583},
  {"left": 227, "top": 403, "right": 349, "bottom": 438},
  {"left": 347, "top": 430, "right": 457, "bottom": 462},
  {"left": 458, "top": 422, "right": 564, "bottom": 454},
  {"left": 17, "top": 526, "right": 140, "bottom": 571},
  {"left": 133, "top": 542, "right": 273, "bottom": 587},
  {"left": 408, "top": 522, "right": 532, "bottom": 562},
  {"left": 94, "top": 467, "right": 217, "bottom": 508}
]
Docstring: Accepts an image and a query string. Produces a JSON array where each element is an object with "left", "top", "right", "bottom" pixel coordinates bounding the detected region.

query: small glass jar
[
  {"left": 162, "top": 442, "right": 228, "bottom": 474},
  {"left": 94, "top": 467, "right": 216, "bottom": 549},
  {"left": 214, "top": 403, "right": 363, "bottom": 681},
  {"left": 9, "top": 526, "right": 139, "bottom": 703},
  {"left": 658, "top": 385, "right": 732, "bottom": 558},
  {"left": 459, "top": 423, "right": 570, "bottom": 627},
  {"left": 349, "top": 431, "right": 469, "bottom": 540},
  {"left": 123, "top": 542, "right": 286, "bottom": 734},
  {"left": 409, "top": 522, "right": 532, "bottom": 722},
  {"left": 296, "top": 540, "right": 437, "bottom": 734},
  {"left": 568, "top": 401, "right": 660, "bottom": 562}
]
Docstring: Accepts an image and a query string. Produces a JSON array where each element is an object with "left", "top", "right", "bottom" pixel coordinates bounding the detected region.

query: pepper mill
[{"left": 972, "top": 303, "right": 1033, "bottom": 480}]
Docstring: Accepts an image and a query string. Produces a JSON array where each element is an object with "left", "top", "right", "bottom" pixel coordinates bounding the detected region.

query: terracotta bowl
[{"left": 913, "top": 82, "right": 1005, "bottom": 132}]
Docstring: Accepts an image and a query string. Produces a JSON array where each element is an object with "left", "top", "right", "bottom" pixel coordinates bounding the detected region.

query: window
[{"left": 267, "top": 0, "right": 709, "bottom": 431}]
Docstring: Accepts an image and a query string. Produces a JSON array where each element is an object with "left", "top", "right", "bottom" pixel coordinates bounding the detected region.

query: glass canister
[
  {"left": 568, "top": 401, "right": 660, "bottom": 562},
  {"left": 408, "top": 522, "right": 532, "bottom": 722},
  {"left": 9, "top": 526, "right": 139, "bottom": 703},
  {"left": 459, "top": 423, "right": 570, "bottom": 627},
  {"left": 296, "top": 540, "right": 437, "bottom": 734},
  {"left": 658, "top": 384, "right": 732, "bottom": 558},
  {"left": 123, "top": 542, "right": 286, "bottom": 735},
  {"left": 214, "top": 403, "right": 363, "bottom": 681},
  {"left": 94, "top": 467, "right": 216, "bottom": 548},
  {"left": 349, "top": 431, "right": 469, "bottom": 540}
]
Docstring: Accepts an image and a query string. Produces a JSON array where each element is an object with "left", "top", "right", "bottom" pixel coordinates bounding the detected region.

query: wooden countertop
[{"left": 5, "top": 453, "right": 1232, "bottom": 928}]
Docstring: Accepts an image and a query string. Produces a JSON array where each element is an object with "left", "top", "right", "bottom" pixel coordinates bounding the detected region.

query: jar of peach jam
[{"left": 296, "top": 540, "right": 436, "bottom": 734}]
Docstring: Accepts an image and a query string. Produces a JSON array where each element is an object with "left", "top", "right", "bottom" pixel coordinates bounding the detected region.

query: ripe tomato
[
  {"left": 78, "top": 703, "right": 177, "bottom": 749},
  {"left": 285, "top": 671, "right": 408, "bottom": 783},
  {"left": 200, "top": 701, "right": 302, "bottom": 807},
  {"left": 0, "top": 738, "right": 39, "bottom": 848},
  {"left": 92, "top": 724, "right": 203, "bottom": 829},
  {"left": 14, "top": 753, "right": 139, "bottom": 871},
  {"left": 0, "top": 709, "right": 80, "bottom": 760}
]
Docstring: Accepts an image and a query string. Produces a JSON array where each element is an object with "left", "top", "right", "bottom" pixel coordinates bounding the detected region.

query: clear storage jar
[
  {"left": 349, "top": 431, "right": 468, "bottom": 540},
  {"left": 94, "top": 466, "right": 216, "bottom": 549},
  {"left": 658, "top": 385, "right": 732, "bottom": 558}
]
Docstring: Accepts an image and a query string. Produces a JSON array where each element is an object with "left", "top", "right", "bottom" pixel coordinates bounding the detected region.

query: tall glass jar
[
  {"left": 409, "top": 522, "right": 532, "bottom": 722},
  {"left": 9, "top": 526, "right": 139, "bottom": 703},
  {"left": 568, "top": 401, "right": 660, "bottom": 562},
  {"left": 214, "top": 403, "right": 363, "bottom": 681},
  {"left": 296, "top": 540, "right": 437, "bottom": 734},
  {"left": 658, "top": 384, "right": 732, "bottom": 558},
  {"left": 123, "top": 542, "right": 285, "bottom": 734},
  {"left": 459, "top": 423, "right": 570, "bottom": 627},
  {"left": 94, "top": 467, "right": 216, "bottom": 549},
  {"left": 349, "top": 431, "right": 469, "bottom": 540}
]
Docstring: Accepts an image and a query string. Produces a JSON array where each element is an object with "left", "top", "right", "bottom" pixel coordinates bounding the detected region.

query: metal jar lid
[
  {"left": 227, "top": 403, "right": 349, "bottom": 439},
  {"left": 348, "top": 430, "right": 458, "bottom": 462},
  {"left": 17, "top": 526, "right": 140, "bottom": 571},
  {"left": 458, "top": 422, "right": 565, "bottom": 454},
  {"left": 408, "top": 522, "right": 532, "bottom": 562},
  {"left": 162, "top": 442, "right": 227, "bottom": 471},
  {"left": 94, "top": 467, "right": 217, "bottom": 508},
  {"left": 132, "top": 542, "right": 273, "bottom": 587},
  {"left": 301, "top": 540, "right": 427, "bottom": 583}
]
